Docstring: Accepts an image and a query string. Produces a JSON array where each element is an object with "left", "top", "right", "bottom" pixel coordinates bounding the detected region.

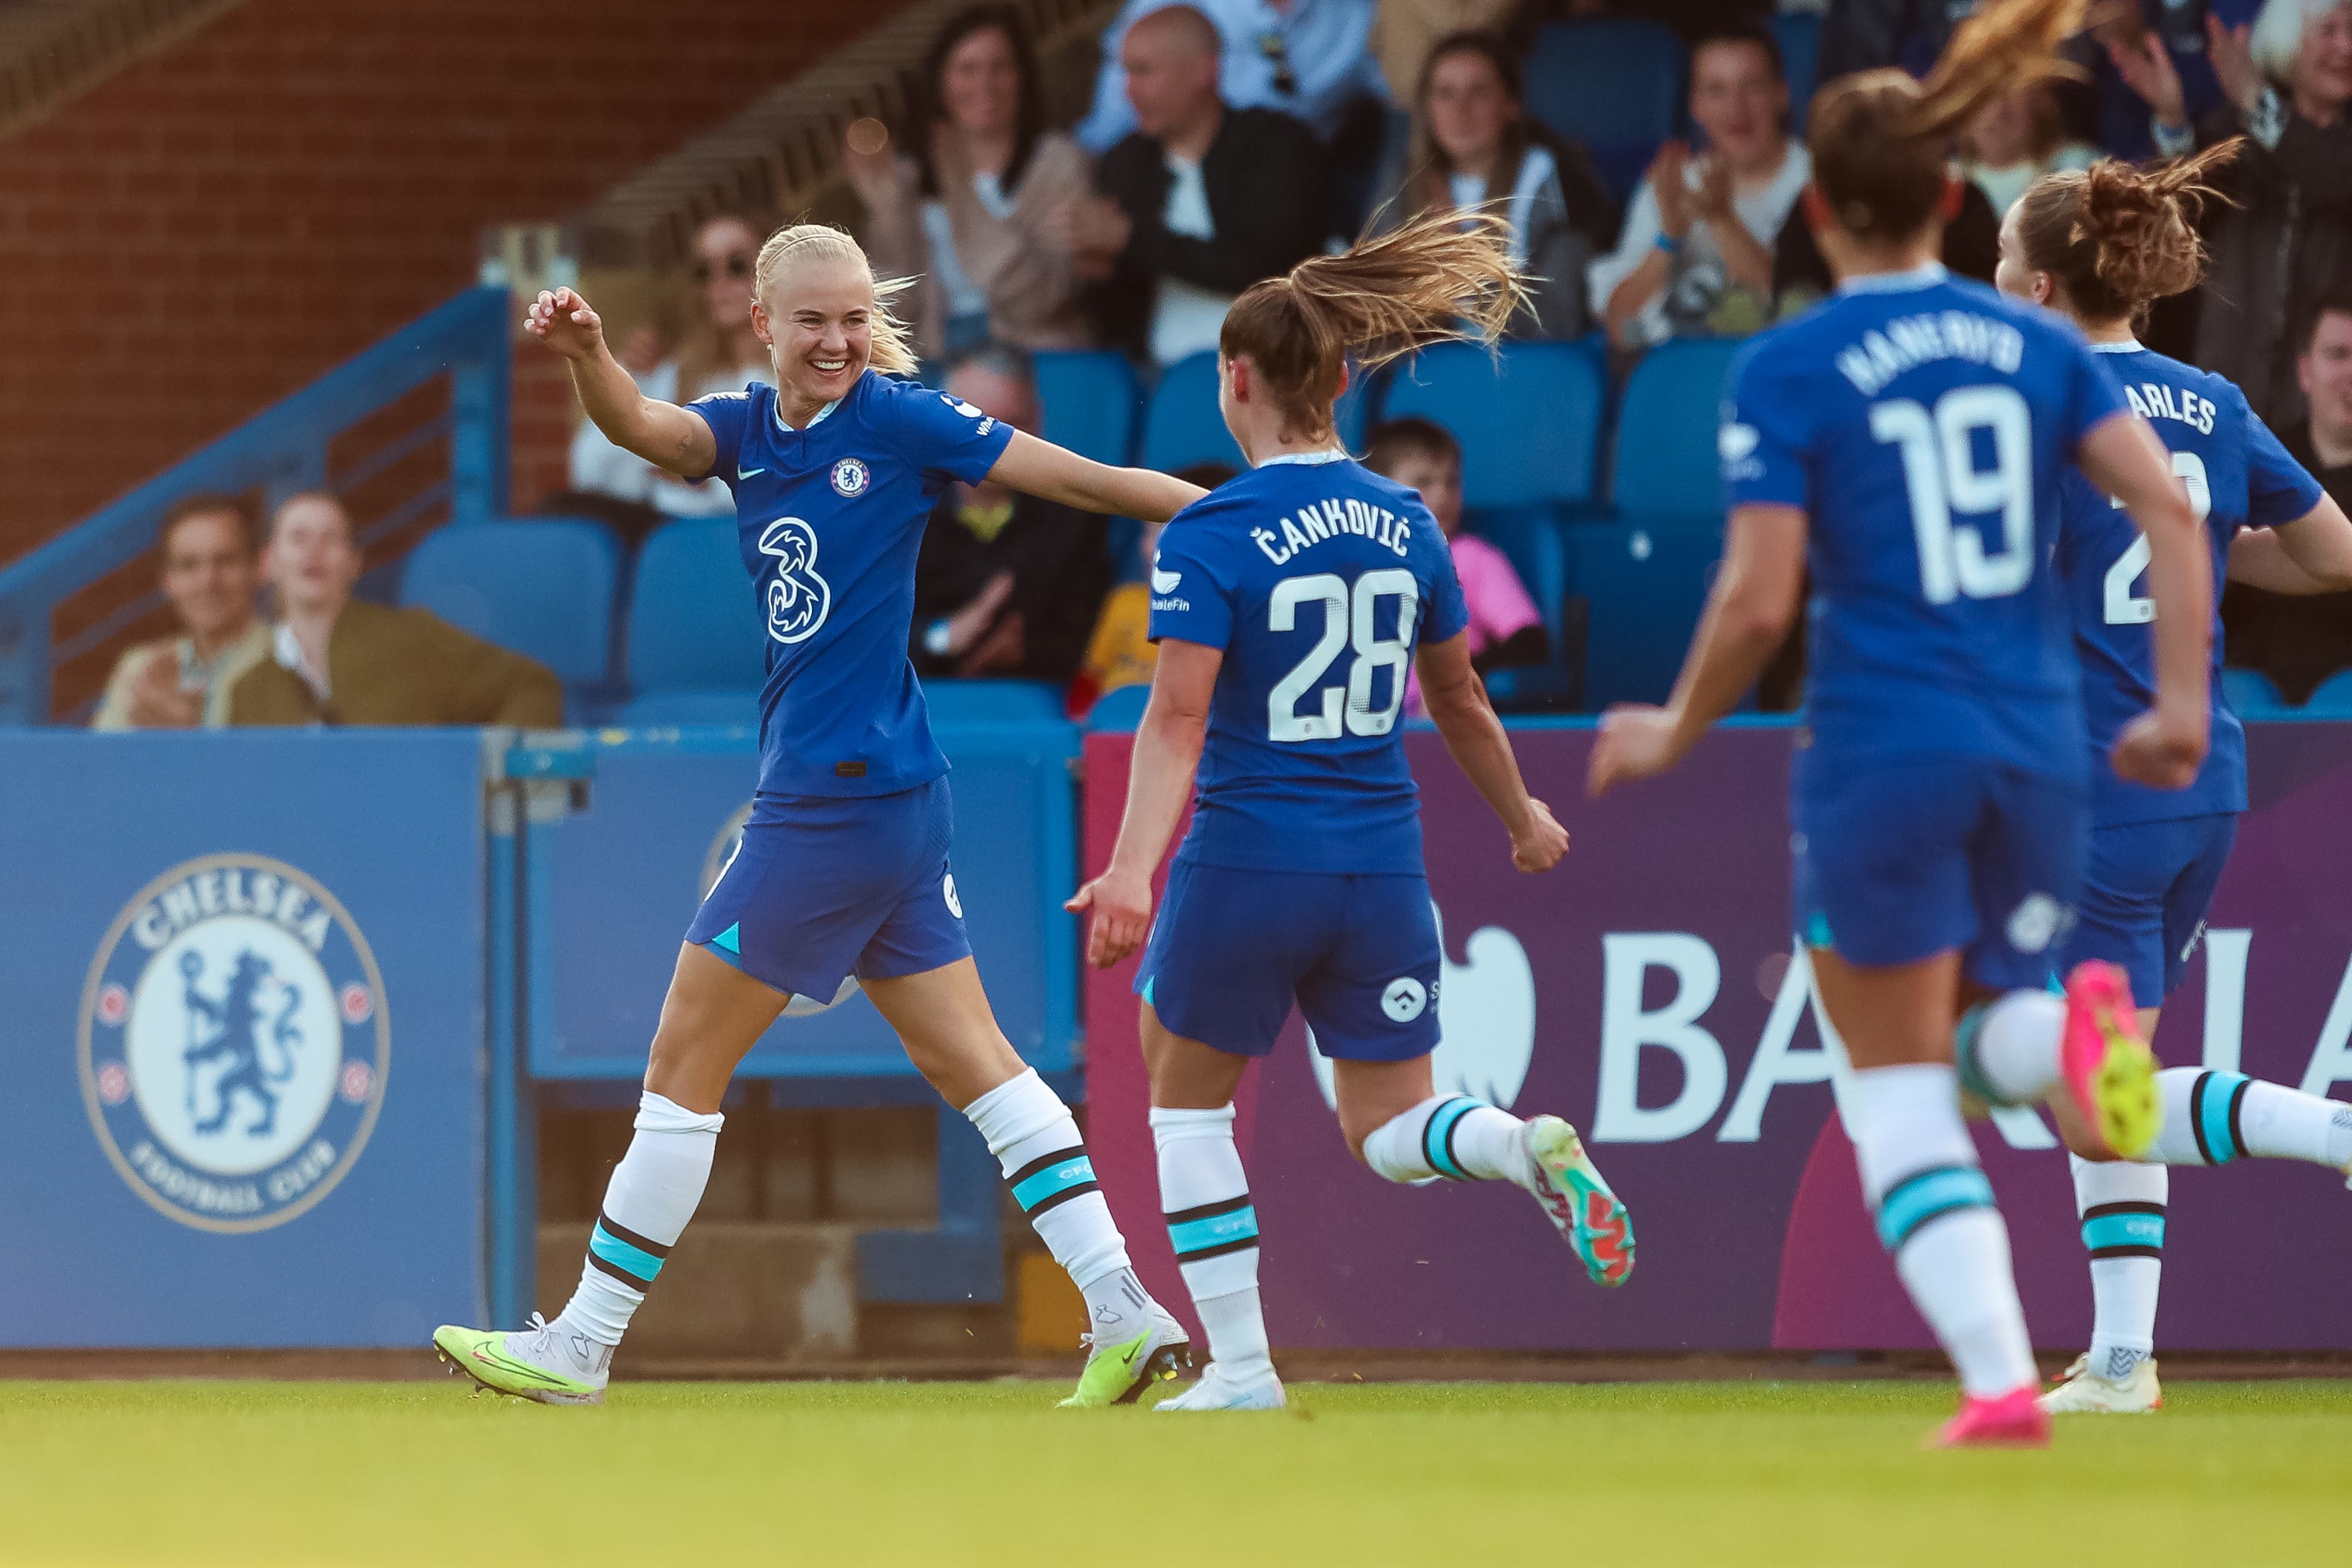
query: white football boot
[
  {"left": 2038, "top": 1352, "right": 2163, "bottom": 1414},
  {"left": 1155, "top": 1361, "right": 1287, "bottom": 1411}
]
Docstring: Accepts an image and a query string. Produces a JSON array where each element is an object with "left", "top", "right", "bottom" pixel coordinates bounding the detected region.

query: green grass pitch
[{"left": 4, "top": 1378, "right": 2349, "bottom": 1566}]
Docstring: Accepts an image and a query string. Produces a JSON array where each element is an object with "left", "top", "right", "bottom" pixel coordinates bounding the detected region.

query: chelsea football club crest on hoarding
[{"left": 77, "top": 854, "right": 390, "bottom": 1234}]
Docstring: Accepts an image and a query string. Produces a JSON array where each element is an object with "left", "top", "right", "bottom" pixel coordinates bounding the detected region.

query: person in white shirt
[
  {"left": 1075, "top": 0, "right": 1387, "bottom": 155},
  {"left": 1590, "top": 23, "right": 1812, "bottom": 349},
  {"left": 90, "top": 494, "right": 270, "bottom": 731},
  {"left": 566, "top": 215, "right": 776, "bottom": 519}
]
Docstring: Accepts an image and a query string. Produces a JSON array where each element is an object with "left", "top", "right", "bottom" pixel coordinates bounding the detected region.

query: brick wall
[{"left": 0, "top": 0, "right": 912, "bottom": 565}]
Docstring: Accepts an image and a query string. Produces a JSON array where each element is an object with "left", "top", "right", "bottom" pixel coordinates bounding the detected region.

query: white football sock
[
  {"left": 1847, "top": 1063, "right": 2036, "bottom": 1399},
  {"left": 965, "top": 1069, "right": 1149, "bottom": 1344},
  {"left": 1151, "top": 1105, "right": 1271, "bottom": 1377},
  {"left": 2149, "top": 1068, "right": 2352, "bottom": 1167},
  {"left": 1360, "top": 1095, "right": 1528, "bottom": 1185},
  {"left": 2071, "top": 1152, "right": 2165, "bottom": 1381},
  {"left": 1954, "top": 990, "right": 2066, "bottom": 1107},
  {"left": 556, "top": 1089, "right": 723, "bottom": 1347}
]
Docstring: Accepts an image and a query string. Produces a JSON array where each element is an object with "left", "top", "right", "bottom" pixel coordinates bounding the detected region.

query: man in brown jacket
[{"left": 229, "top": 492, "right": 563, "bottom": 727}]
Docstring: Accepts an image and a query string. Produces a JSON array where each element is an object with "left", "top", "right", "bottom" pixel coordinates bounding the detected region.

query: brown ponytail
[
  {"left": 1808, "top": 0, "right": 2090, "bottom": 242},
  {"left": 2013, "top": 141, "right": 2241, "bottom": 323},
  {"left": 1218, "top": 209, "right": 1529, "bottom": 442}
]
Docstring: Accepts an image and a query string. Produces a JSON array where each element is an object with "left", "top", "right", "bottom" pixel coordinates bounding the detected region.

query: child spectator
[
  {"left": 1069, "top": 462, "right": 1237, "bottom": 715},
  {"left": 1363, "top": 417, "right": 1546, "bottom": 713}
]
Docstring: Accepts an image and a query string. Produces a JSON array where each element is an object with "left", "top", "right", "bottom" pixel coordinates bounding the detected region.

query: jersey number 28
[
  {"left": 1268, "top": 569, "right": 1419, "bottom": 742},
  {"left": 2103, "top": 451, "right": 2211, "bottom": 625},
  {"left": 1870, "top": 386, "right": 2033, "bottom": 605}
]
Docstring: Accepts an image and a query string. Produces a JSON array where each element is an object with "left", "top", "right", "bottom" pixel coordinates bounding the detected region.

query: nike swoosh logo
[
  {"left": 1150, "top": 568, "right": 1181, "bottom": 593},
  {"left": 738, "top": 465, "right": 768, "bottom": 480},
  {"left": 470, "top": 1345, "right": 571, "bottom": 1387}
]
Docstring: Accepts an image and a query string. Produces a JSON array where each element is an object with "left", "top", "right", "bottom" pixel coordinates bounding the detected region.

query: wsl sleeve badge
[{"left": 76, "top": 853, "right": 390, "bottom": 1233}]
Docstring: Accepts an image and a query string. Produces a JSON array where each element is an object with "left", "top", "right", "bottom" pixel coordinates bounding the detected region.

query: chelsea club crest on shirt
[
  {"left": 830, "top": 457, "right": 870, "bottom": 497},
  {"left": 77, "top": 853, "right": 390, "bottom": 1234}
]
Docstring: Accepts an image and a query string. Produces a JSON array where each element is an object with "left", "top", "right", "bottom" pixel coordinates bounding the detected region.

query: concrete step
[{"left": 538, "top": 1220, "right": 857, "bottom": 1371}]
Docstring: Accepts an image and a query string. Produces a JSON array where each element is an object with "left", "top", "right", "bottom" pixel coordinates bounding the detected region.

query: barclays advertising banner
[
  {"left": 1084, "top": 722, "right": 2352, "bottom": 1353},
  {"left": 0, "top": 730, "right": 489, "bottom": 1347}
]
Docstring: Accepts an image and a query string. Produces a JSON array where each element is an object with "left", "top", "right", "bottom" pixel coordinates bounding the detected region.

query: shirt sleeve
[
  {"left": 685, "top": 391, "right": 752, "bottom": 484},
  {"left": 884, "top": 380, "right": 1018, "bottom": 485},
  {"left": 1721, "top": 340, "right": 1812, "bottom": 509},
  {"left": 2239, "top": 387, "right": 2328, "bottom": 527},
  {"left": 1421, "top": 529, "right": 1471, "bottom": 647},
  {"left": 2063, "top": 337, "right": 2134, "bottom": 450},
  {"left": 1144, "top": 514, "right": 1235, "bottom": 650}
]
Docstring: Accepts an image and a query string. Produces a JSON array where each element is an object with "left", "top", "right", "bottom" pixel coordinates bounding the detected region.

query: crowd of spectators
[{"left": 89, "top": 0, "right": 2352, "bottom": 729}]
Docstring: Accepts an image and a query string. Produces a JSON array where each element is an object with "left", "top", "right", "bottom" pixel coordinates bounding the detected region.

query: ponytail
[
  {"left": 2014, "top": 141, "right": 2241, "bottom": 323},
  {"left": 1219, "top": 209, "right": 1529, "bottom": 440},
  {"left": 1809, "top": 0, "right": 2091, "bottom": 242}
]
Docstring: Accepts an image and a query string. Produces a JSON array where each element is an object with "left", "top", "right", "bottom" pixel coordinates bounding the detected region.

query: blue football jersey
[
  {"left": 688, "top": 373, "right": 1013, "bottom": 797},
  {"left": 1723, "top": 266, "right": 2131, "bottom": 777},
  {"left": 2054, "top": 343, "right": 2323, "bottom": 824},
  {"left": 1147, "top": 452, "right": 1470, "bottom": 874}
]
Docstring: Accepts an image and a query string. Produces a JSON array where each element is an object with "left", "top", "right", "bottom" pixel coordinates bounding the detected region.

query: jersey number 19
[
  {"left": 1268, "top": 569, "right": 1419, "bottom": 742},
  {"left": 1870, "top": 386, "right": 2033, "bottom": 605}
]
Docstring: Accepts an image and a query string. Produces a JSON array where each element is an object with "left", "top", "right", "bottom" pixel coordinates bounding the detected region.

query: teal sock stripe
[
  {"left": 2192, "top": 1071, "right": 2249, "bottom": 1165},
  {"left": 1873, "top": 1164, "right": 1995, "bottom": 1251},
  {"left": 589, "top": 1222, "right": 665, "bottom": 1286},
  {"left": 1952, "top": 1003, "right": 2004, "bottom": 1107},
  {"left": 1166, "top": 1197, "right": 1258, "bottom": 1261},
  {"left": 1008, "top": 1148, "right": 1098, "bottom": 1214},
  {"left": 1422, "top": 1097, "right": 1481, "bottom": 1180},
  {"left": 2080, "top": 1202, "right": 2165, "bottom": 1259}
]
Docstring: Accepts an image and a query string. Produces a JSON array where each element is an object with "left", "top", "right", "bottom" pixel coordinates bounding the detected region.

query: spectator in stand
[
  {"left": 1075, "top": 0, "right": 1388, "bottom": 155},
  {"left": 229, "top": 493, "right": 562, "bottom": 727},
  {"left": 1069, "top": 462, "right": 1237, "bottom": 714},
  {"left": 1066, "top": 4, "right": 1334, "bottom": 364},
  {"left": 1374, "top": 30, "right": 1615, "bottom": 337},
  {"left": 909, "top": 345, "right": 1113, "bottom": 682},
  {"left": 1362, "top": 417, "right": 1546, "bottom": 714},
  {"left": 91, "top": 494, "right": 272, "bottom": 731},
  {"left": 2111, "top": 1, "right": 2352, "bottom": 425},
  {"left": 1590, "top": 23, "right": 1812, "bottom": 349},
  {"left": 844, "top": 7, "right": 1095, "bottom": 362},
  {"left": 1371, "top": 0, "right": 1520, "bottom": 102},
  {"left": 2225, "top": 286, "right": 2352, "bottom": 696},
  {"left": 1958, "top": 81, "right": 2100, "bottom": 215},
  {"left": 564, "top": 215, "right": 775, "bottom": 531}
]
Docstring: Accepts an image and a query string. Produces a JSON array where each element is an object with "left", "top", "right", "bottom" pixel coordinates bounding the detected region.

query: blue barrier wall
[{"left": 0, "top": 730, "right": 493, "bottom": 1346}]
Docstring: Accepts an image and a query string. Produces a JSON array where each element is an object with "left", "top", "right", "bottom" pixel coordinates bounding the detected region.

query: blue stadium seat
[
  {"left": 1380, "top": 340, "right": 1607, "bottom": 511},
  {"left": 1143, "top": 352, "right": 1244, "bottom": 474},
  {"left": 1565, "top": 519, "right": 1725, "bottom": 710},
  {"left": 1524, "top": 19, "right": 1684, "bottom": 201},
  {"left": 1772, "top": 13, "right": 1822, "bottom": 132},
  {"left": 2222, "top": 667, "right": 2289, "bottom": 716},
  {"left": 923, "top": 679, "right": 1066, "bottom": 726},
  {"left": 1612, "top": 338, "right": 1744, "bottom": 519},
  {"left": 399, "top": 519, "right": 620, "bottom": 687},
  {"left": 626, "top": 517, "right": 766, "bottom": 693},
  {"left": 2300, "top": 667, "right": 2352, "bottom": 715},
  {"left": 1083, "top": 681, "right": 1152, "bottom": 730},
  {"left": 613, "top": 689, "right": 760, "bottom": 728},
  {"left": 1034, "top": 351, "right": 1142, "bottom": 467}
]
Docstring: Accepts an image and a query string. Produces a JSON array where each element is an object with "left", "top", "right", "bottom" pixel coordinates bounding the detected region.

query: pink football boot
[{"left": 1932, "top": 1385, "right": 2052, "bottom": 1449}]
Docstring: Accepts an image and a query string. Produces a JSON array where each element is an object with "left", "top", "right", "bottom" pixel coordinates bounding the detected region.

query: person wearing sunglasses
[{"left": 565, "top": 215, "right": 779, "bottom": 524}]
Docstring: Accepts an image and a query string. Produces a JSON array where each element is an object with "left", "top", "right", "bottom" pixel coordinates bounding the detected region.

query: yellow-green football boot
[
  {"left": 1058, "top": 1302, "right": 1192, "bottom": 1407},
  {"left": 434, "top": 1314, "right": 609, "bottom": 1405}
]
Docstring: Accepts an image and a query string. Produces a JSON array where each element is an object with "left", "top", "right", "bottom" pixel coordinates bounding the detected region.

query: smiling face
[
  {"left": 160, "top": 509, "right": 258, "bottom": 645},
  {"left": 1688, "top": 38, "right": 1787, "bottom": 172},
  {"left": 2302, "top": 309, "right": 2352, "bottom": 447},
  {"left": 940, "top": 24, "right": 1022, "bottom": 141},
  {"left": 1425, "top": 49, "right": 1515, "bottom": 173},
  {"left": 2299, "top": 4, "right": 2352, "bottom": 115},
  {"left": 753, "top": 250, "right": 877, "bottom": 414}
]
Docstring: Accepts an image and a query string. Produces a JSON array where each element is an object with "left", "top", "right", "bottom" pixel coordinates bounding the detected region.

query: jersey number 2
[
  {"left": 1267, "top": 570, "right": 1419, "bottom": 742},
  {"left": 2103, "top": 451, "right": 2212, "bottom": 625},
  {"left": 1870, "top": 386, "right": 2033, "bottom": 605}
]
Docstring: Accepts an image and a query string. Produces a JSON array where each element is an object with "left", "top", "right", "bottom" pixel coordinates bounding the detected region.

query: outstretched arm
[
  {"left": 989, "top": 429, "right": 1206, "bottom": 522},
  {"left": 1587, "top": 503, "right": 1805, "bottom": 798},
  {"left": 525, "top": 288, "right": 716, "bottom": 480},
  {"left": 1415, "top": 631, "right": 1568, "bottom": 872},
  {"left": 2079, "top": 412, "right": 2211, "bottom": 789},
  {"left": 2228, "top": 495, "right": 2352, "bottom": 594},
  {"left": 1065, "top": 638, "right": 1220, "bottom": 968}
]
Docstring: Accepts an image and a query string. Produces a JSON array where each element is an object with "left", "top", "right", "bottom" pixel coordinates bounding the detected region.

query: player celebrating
[
  {"left": 1588, "top": 0, "right": 2213, "bottom": 1449},
  {"left": 1069, "top": 211, "right": 1630, "bottom": 1416},
  {"left": 435, "top": 225, "right": 1207, "bottom": 1407},
  {"left": 1991, "top": 155, "right": 2352, "bottom": 1415}
]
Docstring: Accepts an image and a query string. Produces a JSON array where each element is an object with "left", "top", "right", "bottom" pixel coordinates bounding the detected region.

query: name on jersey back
[
  {"left": 2118, "top": 378, "right": 2217, "bottom": 435},
  {"left": 1249, "top": 495, "right": 1416, "bottom": 568},
  {"left": 1834, "top": 311, "right": 2026, "bottom": 397}
]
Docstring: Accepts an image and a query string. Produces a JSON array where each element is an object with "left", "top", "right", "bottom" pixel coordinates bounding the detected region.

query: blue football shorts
[
  {"left": 1135, "top": 861, "right": 1442, "bottom": 1062},
  {"left": 2062, "top": 811, "right": 2239, "bottom": 1003},
  {"left": 1792, "top": 752, "right": 2087, "bottom": 992},
  {"left": 685, "top": 777, "right": 970, "bottom": 1002}
]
